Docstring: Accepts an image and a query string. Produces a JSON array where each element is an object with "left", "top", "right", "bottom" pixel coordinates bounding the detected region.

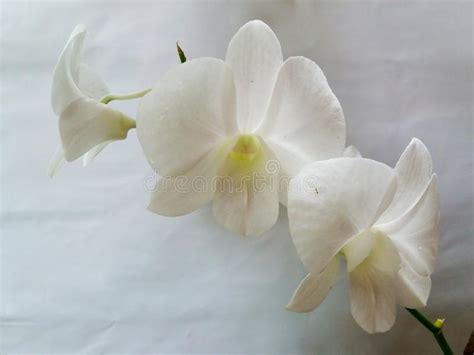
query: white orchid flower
[
  {"left": 48, "top": 25, "right": 138, "bottom": 176},
  {"left": 137, "top": 20, "right": 346, "bottom": 236},
  {"left": 286, "top": 138, "right": 440, "bottom": 334}
]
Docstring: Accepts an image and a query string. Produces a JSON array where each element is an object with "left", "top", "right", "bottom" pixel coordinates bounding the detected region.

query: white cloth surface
[{"left": 1, "top": 1, "right": 473, "bottom": 353}]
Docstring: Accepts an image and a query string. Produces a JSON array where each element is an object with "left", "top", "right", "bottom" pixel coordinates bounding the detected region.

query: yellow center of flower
[
  {"left": 219, "top": 134, "right": 265, "bottom": 174},
  {"left": 229, "top": 134, "right": 261, "bottom": 162}
]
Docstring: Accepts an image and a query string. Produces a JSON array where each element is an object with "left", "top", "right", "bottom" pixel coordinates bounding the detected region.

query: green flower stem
[
  {"left": 100, "top": 88, "right": 152, "bottom": 105},
  {"left": 405, "top": 308, "right": 453, "bottom": 355}
]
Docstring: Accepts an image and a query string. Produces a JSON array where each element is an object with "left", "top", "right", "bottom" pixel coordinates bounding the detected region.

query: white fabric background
[{"left": 1, "top": 1, "right": 473, "bottom": 353}]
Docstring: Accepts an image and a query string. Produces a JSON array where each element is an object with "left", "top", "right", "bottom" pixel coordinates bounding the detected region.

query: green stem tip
[
  {"left": 405, "top": 308, "right": 453, "bottom": 355},
  {"left": 176, "top": 42, "right": 187, "bottom": 63}
]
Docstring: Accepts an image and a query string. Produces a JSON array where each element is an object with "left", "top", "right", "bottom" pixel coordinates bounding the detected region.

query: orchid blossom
[
  {"left": 48, "top": 25, "right": 148, "bottom": 177},
  {"left": 286, "top": 138, "right": 440, "bottom": 334},
  {"left": 137, "top": 20, "right": 347, "bottom": 236}
]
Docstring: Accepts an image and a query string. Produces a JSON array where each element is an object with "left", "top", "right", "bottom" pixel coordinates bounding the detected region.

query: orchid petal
[
  {"left": 258, "top": 59, "right": 348, "bottom": 205},
  {"left": 77, "top": 64, "right": 109, "bottom": 100},
  {"left": 395, "top": 257, "right": 432, "bottom": 308},
  {"left": 60, "top": 98, "right": 135, "bottom": 161},
  {"left": 51, "top": 25, "right": 86, "bottom": 114},
  {"left": 376, "top": 175, "right": 440, "bottom": 276},
  {"left": 258, "top": 57, "right": 346, "bottom": 169},
  {"left": 378, "top": 138, "right": 432, "bottom": 224},
  {"left": 212, "top": 143, "right": 279, "bottom": 236},
  {"left": 137, "top": 58, "right": 238, "bottom": 177},
  {"left": 350, "top": 270, "right": 397, "bottom": 333},
  {"left": 148, "top": 144, "right": 231, "bottom": 216},
  {"left": 225, "top": 20, "right": 283, "bottom": 132},
  {"left": 286, "top": 256, "right": 340, "bottom": 313},
  {"left": 343, "top": 145, "right": 362, "bottom": 158},
  {"left": 288, "top": 158, "right": 396, "bottom": 275},
  {"left": 349, "top": 232, "right": 400, "bottom": 333},
  {"left": 82, "top": 141, "right": 110, "bottom": 166}
]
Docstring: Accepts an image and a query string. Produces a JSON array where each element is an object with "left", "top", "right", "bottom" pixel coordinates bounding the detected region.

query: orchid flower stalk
[{"left": 47, "top": 20, "right": 454, "bottom": 354}]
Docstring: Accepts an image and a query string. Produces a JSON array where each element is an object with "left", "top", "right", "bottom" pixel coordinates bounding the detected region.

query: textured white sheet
[{"left": 1, "top": 1, "right": 473, "bottom": 353}]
